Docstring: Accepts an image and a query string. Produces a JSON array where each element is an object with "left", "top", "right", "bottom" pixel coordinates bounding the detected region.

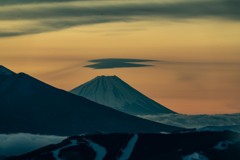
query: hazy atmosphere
[{"left": 1, "top": 0, "right": 240, "bottom": 114}]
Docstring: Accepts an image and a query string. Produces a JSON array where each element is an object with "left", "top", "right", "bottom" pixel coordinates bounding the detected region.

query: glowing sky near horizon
[{"left": 0, "top": 0, "right": 240, "bottom": 114}]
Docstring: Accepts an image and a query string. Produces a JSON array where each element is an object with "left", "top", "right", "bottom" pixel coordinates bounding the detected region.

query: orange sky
[{"left": 0, "top": 0, "right": 240, "bottom": 114}]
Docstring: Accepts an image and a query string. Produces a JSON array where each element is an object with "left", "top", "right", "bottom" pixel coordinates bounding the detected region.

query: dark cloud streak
[
  {"left": 0, "top": 0, "right": 84, "bottom": 5},
  {"left": 1, "top": 0, "right": 239, "bottom": 20},
  {"left": 0, "top": 17, "right": 123, "bottom": 38},
  {"left": 0, "top": 0, "right": 240, "bottom": 37}
]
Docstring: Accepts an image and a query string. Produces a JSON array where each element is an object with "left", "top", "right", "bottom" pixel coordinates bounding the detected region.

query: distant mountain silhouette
[
  {"left": 0, "top": 65, "right": 15, "bottom": 75},
  {"left": 0, "top": 66, "right": 181, "bottom": 136},
  {"left": 71, "top": 75, "right": 175, "bottom": 116}
]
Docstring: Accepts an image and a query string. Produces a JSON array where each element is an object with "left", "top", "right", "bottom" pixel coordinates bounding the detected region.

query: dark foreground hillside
[
  {"left": 0, "top": 69, "right": 180, "bottom": 136},
  {"left": 6, "top": 131, "right": 240, "bottom": 160}
]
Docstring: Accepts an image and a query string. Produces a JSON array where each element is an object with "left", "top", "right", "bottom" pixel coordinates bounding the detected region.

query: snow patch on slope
[
  {"left": 52, "top": 140, "right": 78, "bottom": 160},
  {"left": 214, "top": 141, "right": 232, "bottom": 150},
  {"left": 118, "top": 134, "right": 138, "bottom": 160},
  {"left": 52, "top": 138, "right": 107, "bottom": 160},
  {"left": 85, "top": 139, "right": 107, "bottom": 160},
  {"left": 182, "top": 152, "right": 208, "bottom": 160}
]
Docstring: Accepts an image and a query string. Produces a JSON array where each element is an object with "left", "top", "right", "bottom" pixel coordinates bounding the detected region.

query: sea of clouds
[{"left": 0, "top": 133, "right": 65, "bottom": 157}]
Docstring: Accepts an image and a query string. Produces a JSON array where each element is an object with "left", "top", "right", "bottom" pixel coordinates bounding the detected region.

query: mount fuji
[
  {"left": 71, "top": 75, "right": 175, "bottom": 116},
  {"left": 0, "top": 66, "right": 181, "bottom": 136}
]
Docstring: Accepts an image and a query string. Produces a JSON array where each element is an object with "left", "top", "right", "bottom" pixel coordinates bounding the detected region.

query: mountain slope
[
  {"left": 0, "top": 67, "right": 181, "bottom": 136},
  {"left": 0, "top": 65, "right": 15, "bottom": 75},
  {"left": 71, "top": 75, "right": 175, "bottom": 116}
]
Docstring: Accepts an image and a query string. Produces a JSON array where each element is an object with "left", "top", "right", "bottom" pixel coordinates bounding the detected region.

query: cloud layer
[
  {"left": 85, "top": 58, "right": 156, "bottom": 69},
  {"left": 140, "top": 113, "right": 240, "bottom": 129},
  {"left": 0, "top": 133, "right": 65, "bottom": 157},
  {"left": 0, "top": 0, "right": 239, "bottom": 37}
]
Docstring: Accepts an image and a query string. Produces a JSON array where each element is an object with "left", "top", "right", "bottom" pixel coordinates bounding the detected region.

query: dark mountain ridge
[
  {"left": 6, "top": 131, "right": 240, "bottom": 160},
  {"left": 0, "top": 66, "right": 181, "bottom": 136}
]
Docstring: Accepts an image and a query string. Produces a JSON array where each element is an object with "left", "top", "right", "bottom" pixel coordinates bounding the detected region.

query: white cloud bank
[{"left": 0, "top": 133, "right": 65, "bottom": 157}]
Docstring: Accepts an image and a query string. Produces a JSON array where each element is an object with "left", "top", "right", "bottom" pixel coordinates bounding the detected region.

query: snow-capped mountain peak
[
  {"left": 0, "top": 65, "right": 15, "bottom": 75},
  {"left": 71, "top": 75, "right": 175, "bottom": 115}
]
